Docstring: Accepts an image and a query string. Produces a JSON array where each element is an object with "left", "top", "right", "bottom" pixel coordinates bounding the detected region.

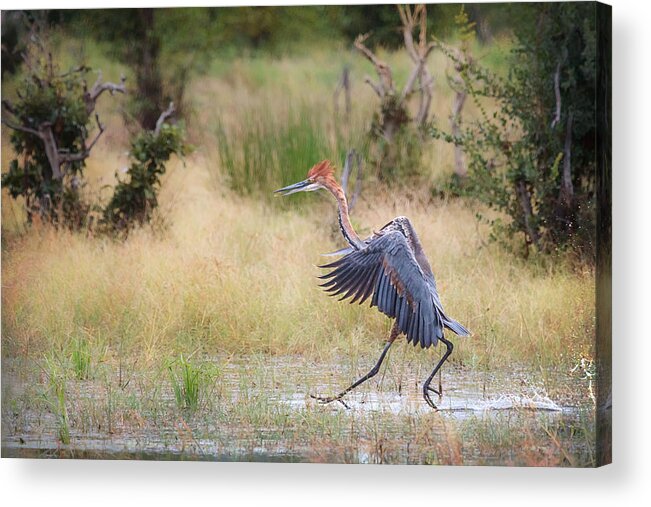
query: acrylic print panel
[{"left": 1, "top": 2, "right": 611, "bottom": 466}]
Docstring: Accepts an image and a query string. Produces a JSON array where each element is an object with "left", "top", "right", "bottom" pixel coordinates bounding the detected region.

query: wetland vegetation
[{"left": 2, "top": 5, "right": 599, "bottom": 466}]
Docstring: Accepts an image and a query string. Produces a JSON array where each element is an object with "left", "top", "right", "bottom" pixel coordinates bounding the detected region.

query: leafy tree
[
  {"left": 432, "top": 3, "right": 597, "bottom": 258},
  {"left": 1, "top": 23, "right": 125, "bottom": 227}
]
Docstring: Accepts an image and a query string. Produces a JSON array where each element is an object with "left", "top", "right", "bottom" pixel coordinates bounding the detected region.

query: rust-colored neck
[{"left": 322, "top": 179, "right": 364, "bottom": 250}]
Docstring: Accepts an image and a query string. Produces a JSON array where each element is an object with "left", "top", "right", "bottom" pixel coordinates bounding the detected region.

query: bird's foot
[
  {"left": 427, "top": 385, "right": 443, "bottom": 398},
  {"left": 310, "top": 393, "right": 350, "bottom": 409},
  {"left": 423, "top": 387, "right": 440, "bottom": 411},
  {"left": 310, "top": 393, "right": 339, "bottom": 404}
]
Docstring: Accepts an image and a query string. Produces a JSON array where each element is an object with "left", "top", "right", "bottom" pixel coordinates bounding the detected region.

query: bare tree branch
[
  {"left": 364, "top": 76, "right": 384, "bottom": 98},
  {"left": 349, "top": 151, "right": 363, "bottom": 212},
  {"left": 398, "top": 6, "right": 419, "bottom": 63},
  {"left": 419, "top": 74, "right": 436, "bottom": 93},
  {"left": 89, "top": 72, "right": 127, "bottom": 101},
  {"left": 397, "top": 5, "right": 422, "bottom": 63},
  {"left": 516, "top": 180, "right": 541, "bottom": 249},
  {"left": 396, "top": 5, "right": 409, "bottom": 32},
  {"left": 560, "top": 111, "right": 574, "bottom": 205},
  {"left": 87, "top": 113, "right": 106, "bottom": 151},
  {"left": 399, "top": 45, "right": 435, "bottom": 102},
  {"left": 352, "top": 4, "right": 436, "bottom": 161},
  {"left": 60, "top": 114, "right": 105, "bottom": 164},
  {"left": 415, "top": 68, "right": 434, "bottom": 127},
  {"left": 1, "top": 118, "right": 41, "bottom": 138},
  {"left": 418, "top": 4, "right": 427, "bottom": 49},
  {"left": 450, "top": 89, "right": 467, "bottom": 178},
  {"left": 84, "top": 72, "right": 126, "bottom": 114},
  {"left": 2, "top": 99, "right": 19, "bottom": 116},
  {"left": 58, "top": 65, "right": 90, "bottom": 79},
  {"left": 4, "top": 92, "right": 109, "bottom": 178},
  {"left": 37, "top": 122, "right": 63, "bottom": 179},
  {"left": 446, "top": 47, "right": 469, "bottom": 177},
  {"left": 2, "top": 103, "right": 60, "bottom": 177},
  {"left": 333, "top": 65, "right": 351, "bottom": 117},
  {"left": 397, "top": 5, "right": 435, "bottom": 125},
  {"left": 341, "top": 149, "right": 363, "bottom": 213},
  {"left": 154, "top": 102, "right": 176, "bottom": 137},
  {"left": 401, "top": 63, "right": 423, "bottom": 101},
  {"left": 551, "top": 62, "right": 562, "bottom": 128},
  {"left": 354, "top": 34, "right": 394, "bottom": 94},
  {"left": 353, "top": 34, "right": 382, "bottom": 68}
]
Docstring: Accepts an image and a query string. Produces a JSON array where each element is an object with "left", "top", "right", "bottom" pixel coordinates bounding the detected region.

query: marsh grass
[
  {"left": 216, "top": 104, "right": 337, "bottom": 196},
  {"left": 168, "top": 354, "right": 219, "bottom": 411},
  {"left": 52, "top": 379, "right": 71, "bottom": 445},
  {"left": 2, "top": 355, "right": 595, "bottom": 465},
  {"left": 70, "top": 337, "right": 92, "bottom": 380},
  {"left": 40, "top": 355, "right": 71, "bottom": 445}
]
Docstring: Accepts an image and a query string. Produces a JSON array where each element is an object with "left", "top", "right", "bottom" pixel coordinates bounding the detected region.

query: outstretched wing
[{"left": 319, "top": 230, "right": 444, "bottom": 348}]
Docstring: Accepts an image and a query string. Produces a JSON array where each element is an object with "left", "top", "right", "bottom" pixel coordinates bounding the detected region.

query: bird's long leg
[
  {"left": 437, "top": 349, "right": 444, "bottom": 397},
  {"left": 310, "top": 342, "right": 392, "bottom": 404},
  {"left": 311, "top": 322, "right": 400, "bottom": 405},
  {"left": 426, "top": 348, "right": 445, "bottom": 398},
  {"left": 438, "top": 365, "right": 443, "bottom": 397},
  {"left": 422, "top": 336, "right": 454, "bottom": 410}
]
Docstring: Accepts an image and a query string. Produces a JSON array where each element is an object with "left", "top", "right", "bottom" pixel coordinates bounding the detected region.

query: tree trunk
[
  {"left": 515, "top": 180, "right": 541, "bottom": 250},
  {"left": 135, "top": 9, "right": 164, "bottom": 130},
  {"left": 560, "top": 111, "right": 574, "bottom": 206}
]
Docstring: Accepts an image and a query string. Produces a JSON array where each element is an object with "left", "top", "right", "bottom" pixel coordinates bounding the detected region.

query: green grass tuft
[
  {"left": 167, "top": 354, "right": 219, "bottom": 411},
  {"left": 70, "top": 336, "right": 92, "bottom": 380},
  {"left": 41, "top": 354, "right": 71, "bottom": 445}
]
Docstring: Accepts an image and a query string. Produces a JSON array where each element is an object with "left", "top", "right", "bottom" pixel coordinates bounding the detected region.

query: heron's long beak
[{"left": 274, "top": 179, "right": 318, "bottom": 196}]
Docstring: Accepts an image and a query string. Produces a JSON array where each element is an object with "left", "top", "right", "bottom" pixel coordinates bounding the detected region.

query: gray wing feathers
[
  {"left": 319, "top": 231, "right": 443, "bottom": 348},
  {"left": 321, "top": 246, "right": 355, "bottom": 257},
  {"left": 442, "top": 316, "right": 470, "bottom": 336}
]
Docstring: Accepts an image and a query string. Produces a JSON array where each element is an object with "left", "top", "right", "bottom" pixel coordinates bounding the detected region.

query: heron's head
[{"left": 274, "top": 160, "right": 337, "bottom": 197}]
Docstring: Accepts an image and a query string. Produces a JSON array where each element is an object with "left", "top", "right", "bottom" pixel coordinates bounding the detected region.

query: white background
[{"left": 1, "top": 0, "right": 649, "bottom": 505}]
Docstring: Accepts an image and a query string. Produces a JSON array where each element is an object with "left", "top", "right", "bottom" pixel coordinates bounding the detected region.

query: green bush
[
  {"left": 101, "top": 119, "right": 190, "bottom": 235},
  {"left": 432, "top": 3, "right": 597, "bottom": 258}
]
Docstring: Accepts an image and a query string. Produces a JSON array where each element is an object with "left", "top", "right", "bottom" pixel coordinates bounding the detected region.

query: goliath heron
[{"left": 275, "top": 160, "right": 470, "bottom": 409}]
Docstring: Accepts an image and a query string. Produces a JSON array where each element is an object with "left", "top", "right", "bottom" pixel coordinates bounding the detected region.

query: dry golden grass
[{"left": 1, "top": 159, "right": 594, "bottom": 371}]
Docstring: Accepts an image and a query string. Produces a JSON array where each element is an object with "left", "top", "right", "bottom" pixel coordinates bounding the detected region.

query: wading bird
[{"left": 275, "top": 160, "right": 470, "bottom": 409}]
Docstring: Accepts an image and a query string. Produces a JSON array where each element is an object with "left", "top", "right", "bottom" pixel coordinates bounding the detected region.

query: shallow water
[{"left": 1, "top": 355, "right": 595, "bottom": 465}]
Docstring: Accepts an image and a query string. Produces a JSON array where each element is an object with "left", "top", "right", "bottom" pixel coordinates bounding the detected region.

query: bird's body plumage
[
  {"left": 320, "top": 216, "right": 469, "bottom": 349},
  {"left": 275, "top": 160, "right": 470, "bottom": 409}
]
